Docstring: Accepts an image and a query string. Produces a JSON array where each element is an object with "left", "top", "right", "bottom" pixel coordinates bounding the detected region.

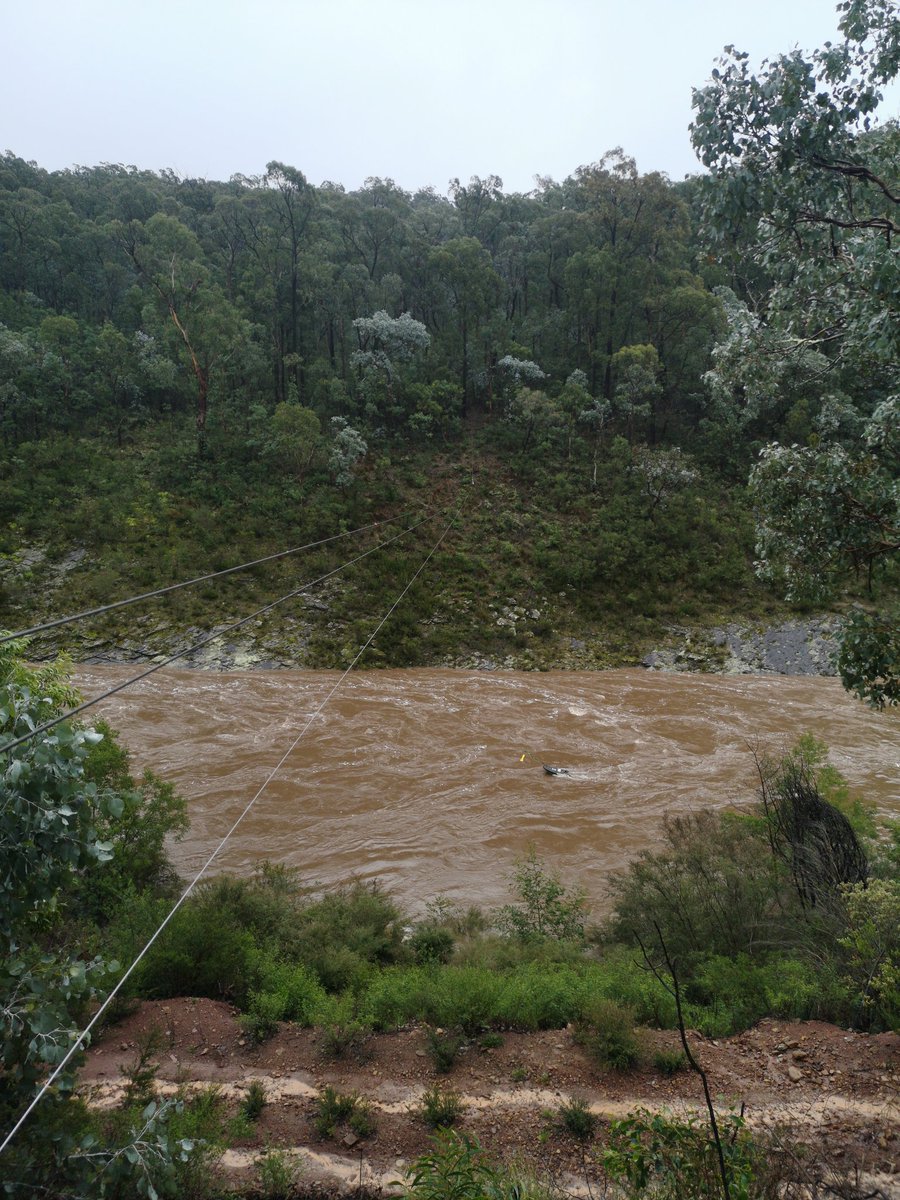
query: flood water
[{"left": 72, "top": 667, "right": 899, "bottom": 917}]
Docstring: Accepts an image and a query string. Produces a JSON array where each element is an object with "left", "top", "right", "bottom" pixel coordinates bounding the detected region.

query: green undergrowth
[
  {"left": 90, "top": 730, "right": 900, "bottom": 1049},
  {"left": 0, "top": 420, "right": 800, "bottom": 671}
]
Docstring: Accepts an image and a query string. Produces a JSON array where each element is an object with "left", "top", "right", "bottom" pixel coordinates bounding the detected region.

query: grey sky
[{"left": 4, "top": 0, "right": 897, "bottom": 193}]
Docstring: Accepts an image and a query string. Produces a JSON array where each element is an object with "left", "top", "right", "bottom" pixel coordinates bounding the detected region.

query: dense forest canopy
[{"left": 0, "top": 150, "right": 721, "bottom": 445}]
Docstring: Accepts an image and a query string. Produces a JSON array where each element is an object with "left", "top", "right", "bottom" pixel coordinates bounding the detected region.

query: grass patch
[{"left": 420, "top": 1084, "right": 465, "bottom": 1129}]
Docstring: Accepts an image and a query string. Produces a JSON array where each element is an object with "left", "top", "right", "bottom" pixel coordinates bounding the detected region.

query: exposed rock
[{"left": 643, "top": 616, "right": 841, "bottom": 678}]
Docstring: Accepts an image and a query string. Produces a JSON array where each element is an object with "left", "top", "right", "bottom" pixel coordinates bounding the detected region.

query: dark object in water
[{"left": 543, "top": 764, "right": 570, "bottom": 776}]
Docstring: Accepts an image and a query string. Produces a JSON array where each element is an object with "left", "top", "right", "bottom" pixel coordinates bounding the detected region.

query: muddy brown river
[{"left": 72, "top": 667, "right": 899, "bottom": 917}]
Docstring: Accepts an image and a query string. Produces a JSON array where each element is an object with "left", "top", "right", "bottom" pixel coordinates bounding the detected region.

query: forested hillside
[{"left": 0, "top": 0, "right": 896, "bottom": 697}]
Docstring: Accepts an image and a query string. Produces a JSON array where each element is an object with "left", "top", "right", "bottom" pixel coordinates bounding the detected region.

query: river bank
[
  {"left": 1, "top": 535, "right": 847, "bottom": 676},
  {"left": 82, "top": 998, "right": 900, "bottom": 1197}
]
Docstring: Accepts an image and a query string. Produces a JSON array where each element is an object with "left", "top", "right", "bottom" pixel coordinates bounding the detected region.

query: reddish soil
[{"left": 80, "top": 999, "right": 900, "bottom": 1196}]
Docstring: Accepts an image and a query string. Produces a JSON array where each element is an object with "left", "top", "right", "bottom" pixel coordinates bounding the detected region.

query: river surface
[{"left": 72, "top": 667, "right": 899, "bottom": 917}]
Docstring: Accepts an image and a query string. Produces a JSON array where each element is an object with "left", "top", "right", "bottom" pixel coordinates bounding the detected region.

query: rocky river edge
[
  {"left": 2, "top": 542, "right": 843, "bottom": 675},
  {"left": 26, "top": 611, "right": 843, "bottom": 677}
]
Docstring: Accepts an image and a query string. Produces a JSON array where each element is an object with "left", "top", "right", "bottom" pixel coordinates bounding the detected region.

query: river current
[{"left": 72, "top": 667, "right": 899, "bottom": 917}]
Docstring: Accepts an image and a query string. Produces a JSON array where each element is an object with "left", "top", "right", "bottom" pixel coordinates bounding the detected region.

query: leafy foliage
[
  {"left": 692, "top": 2, "right": 900, "bottom": 704},
  {"left": 555, "top": 1097, "right": 596, "bottom": 1141},
  {"left": 496, "top": 846, "right": 587, "bottom": 942},
  {"left": 419, "top": 1084, "right": 465, "bottom": 1130},
  {"left": 603, "top": 1108, "right": 765, "bottom": 1200},
  {"left": 0, "top": 648, "right": 199, "bottom": 1197},
  {"left": 573, "top": 998, "right": 640, "bottom": 1072}
]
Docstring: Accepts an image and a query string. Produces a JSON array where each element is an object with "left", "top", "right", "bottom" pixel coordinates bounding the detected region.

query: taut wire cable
[
  {"left": 0, "top": 513, "right": 433, "bottom": 758},
  {"left": 0, "top": 509, "right": 429, "bottom": 646},
  {"left": 0, "top": 499, "right": 460, "bottom": 1158}
]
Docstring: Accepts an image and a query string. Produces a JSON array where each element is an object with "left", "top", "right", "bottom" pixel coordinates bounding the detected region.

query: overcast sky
[{"left": 4, "top": 0, "right": 898, "bottom": 194}]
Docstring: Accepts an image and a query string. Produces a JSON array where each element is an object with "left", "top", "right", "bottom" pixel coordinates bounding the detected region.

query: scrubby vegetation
[{"left": 2, "top": 638, "right": 898, "bottom": 1193}]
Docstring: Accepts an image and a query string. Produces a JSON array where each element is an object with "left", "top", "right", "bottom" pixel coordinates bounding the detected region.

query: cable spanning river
[{"left": 72, "top": 667, "right": 900, "bottom": 917}]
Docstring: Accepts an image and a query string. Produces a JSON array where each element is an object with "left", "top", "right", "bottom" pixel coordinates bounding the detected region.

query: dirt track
[{"left": 81, "top": 999, "right": 900, "bottom": 1196}]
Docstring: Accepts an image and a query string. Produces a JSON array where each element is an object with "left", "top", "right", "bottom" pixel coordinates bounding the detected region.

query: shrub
[
  {"left": 121, "top": 1029, "right": 163, "bottom": 1109},
  {"left": 410, "top": 924, "right": 456, "bottom": 965},
  {"left": 283, "top": 880, "right": 408, "bottom": 991},
  {"left": 163, "top": 1085, "right": 238, "bottom": 1200},
  {"left": 606, "top": 809, "right": 789, "bottom": 969},
  {"left": 686, "top": 953, "right": 844, "bottom": 1034},
  {"left": 241, "top": 1080, "right": 267, "bottom": 1122},
  {"left": 495, "top": 962, "right": 580, "bottom": 1029},
  {"left": 404, "top": 1131, "right": 561, "bottom": 1200},
  {"left": 134, "top": 900, "right": 258, "bottom": 1003},
  {"left": 404, "top": 1131, "right": 500, "bottom": 1200},
  {"left": 496, "top": 847, "right": 587, "bottom": 942},
  {"left": 428, "top": 968, "right": 504, "bottom": 1035},
  {"left": 557, "top": 1097, "right": 596, "bottom": 1141},
  {"left": 575, "top": 998, "right": 640, "bottom": 1072},
  {"left": 652, "top": 1050, "right": 686, "bottom": 1076},
  {"left": 839, "top": 879, "right": 900, "bottom": 1030},
  {"left": 320, "top": 1017, "right": 372, "bottom": 1060},
  {"left": 478, "top": 1032, "right": 504, "bottom": 1050},
  {"left": 420, "top": 1084, "right": 465, "bottom": 1129},
  {"left": 249, "top": 958, "right": 329, "bottom": 1026},
  {"left": 602, "top": 1108, "right": 764, "bottom": 1199},
  {"left": 426, "top": 1027, "right": 465, "bottom": 1074},
  {"left": 314, "top": 1087, "right": 375, "bottom": 1140},
  {"left": 256, "top": 1147, "right": 303, "bottom": 1198},
  {"left": 580, "top": 946, "right": 680, "bottom": 1029},
  {"left": 240, "top": 996, "right": 280, "bottom": 1045}
]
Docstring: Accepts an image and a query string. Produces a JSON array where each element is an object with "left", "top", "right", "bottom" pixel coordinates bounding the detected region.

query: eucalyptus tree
[
  {"left": 0, "top": 645, "right": 193, "bottom": 1196},
  {"left": 448, "top": 174, "right": 507, "bottom": 250},
  {"left": 339, "top": 177, "right": 411, "bottom": 282},
  {"left": 427, "top": 236, "right": 501, "bottom": 413},
  {"left": 114, "top": 211, "right": 252, "bottom": 438},
  {"left": 351, "top": 309, "right": 431, "bottom": 427},
  {"left": 263, "top": 162, "right": 318, "bottom": 400},
  {"left": 692, "top": 0, "right": 900, "bottom": 704},
  {"left": 562, "top": 152, "right": 695, "bottom": 401}
]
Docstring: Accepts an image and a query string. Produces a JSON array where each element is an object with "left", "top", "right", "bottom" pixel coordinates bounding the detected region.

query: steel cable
[
  {"left": 0, "top": 512, "right": 434, "bottom": 757},
  {"left": 0, "top": 508, "right": 429, "bottom": 646},
  {"left": 0, "top": 498, "right": 460, "bottom": 1158}
]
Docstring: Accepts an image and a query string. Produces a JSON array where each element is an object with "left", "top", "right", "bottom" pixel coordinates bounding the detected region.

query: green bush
[
  {"left": 426, "top": 1027, "right": 465, "bottom": 1074},
  {"left": 410, "top": 924, "right": 456, "bottom": 965},
  {"left": 575, "top": 998, "right": 640, "bottom": 1072},
  {"left": 404, "top": 1132, "right": 501, "bottom": 1200},
  {"left": 578, "top": 946, "right": 681, "bottom": 1028},
  {"left": 602, "top": 1108, "right": 765, "bottom": 1199},
  {"left": 249, "top": 958, "right": 329, "bottom": 1025},
  {"left": 478, "top": 1032, "right": 504, "bottom": 1050},
  {"left": 686, "top": 953, "right": 847, "bottom": 1034},
  {"left": 557, "top": 1097, "right": 596, "bottom": 1141},
  {"left": 606, "top": 809, "right": 789, "bottom": 968},
  {"left": 241, "top": 1080, "right": 268, "bottom": 1122},
  {"left": 282, "top": 880, "right": 408, "bottom": 991},
  {"left": 839, "top": 879, "right": 900, "bottom": 1030},
  {"left": 496, "top": 847, "right": 587, "bottom": 942},
  {"left": 137, "top": 904, "right": 258, "bottom": 1003},
  {"left": 420, "top": 1084, "right": 465, "bottom": 1129},
  {"left": 256, "top": 1147, "right": 304, "bottom": 1199},
  {"left": 495, "top": 962, "right": 581, "bottom": 1030},
  {"left": 314, "top": 1087, "right": 375, "bottom": 1139},
  {"left": 652, "top": 1050, "right": 686, "bottom": 1076},
  {"left": 320, "top": 1016, "right": 372, "bottom": 1060}
]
